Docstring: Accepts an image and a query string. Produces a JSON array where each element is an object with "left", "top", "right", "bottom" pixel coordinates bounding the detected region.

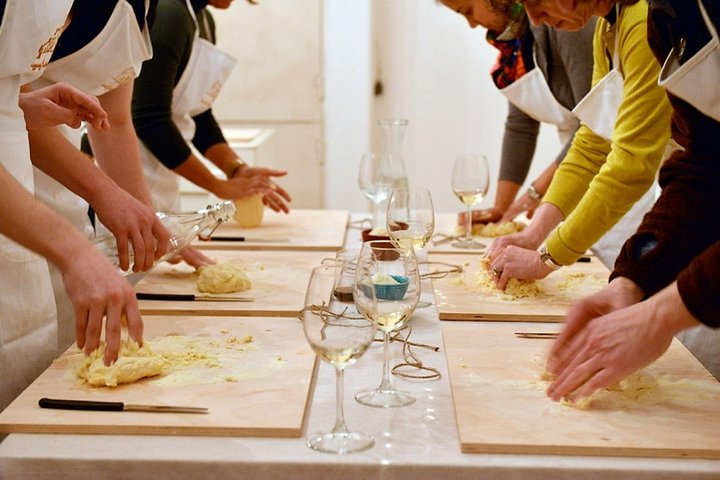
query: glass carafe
[
  {"left": 94, "top": 200, "right": 235, "bottom": 275},
  {"left": 376, "top": 118, "right": 409, "bottom": 228}
]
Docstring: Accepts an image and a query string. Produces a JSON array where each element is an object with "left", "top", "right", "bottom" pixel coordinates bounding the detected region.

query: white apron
[
  {"left": 0, "top": 0, "right": 72, "bottom": 411},
  {"left": 658, "top": 0, "right": 720, "bottom": 122},
  {"left": 499, "top": 60, "right": 578, "bottom": 145},
  {"left": 570, "top": 13, "right": 661, "bottom": 269},
  {"left": 139, "top": 0, "right": 236, "bottom": 212},
  {"left": 30, "top": 0, "right": 153, "bottom": 353}
]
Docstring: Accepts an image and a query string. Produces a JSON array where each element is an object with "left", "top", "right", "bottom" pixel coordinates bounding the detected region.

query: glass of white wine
[
  {"left": 451, "top": 154, "right": 490, "bottom": 249},
  {"left": 358, "top": 152, "right": 394, "bottom": 229},
  {"left": 354, "top": 240, "right": 420, "bottom": 408},
  {"left": 386, "top": 187, "right": 435, "bottom": 307},
  {"left": 302, "top": 266, "right": 377, "bottom": 454}
]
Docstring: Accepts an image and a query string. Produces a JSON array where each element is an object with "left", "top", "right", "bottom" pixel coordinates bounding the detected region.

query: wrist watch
[
  {"left": 539, "top": 246, "right": 562, "bottom": 270},
  {"left": 527, "top": 184, "right": 543, "bottom": 202}
]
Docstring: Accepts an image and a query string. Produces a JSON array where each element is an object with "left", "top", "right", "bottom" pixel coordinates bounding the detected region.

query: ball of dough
[
  {"left": 197, "top": 263, "right": 252, "bottom": 294},
  {"left": 233, "top": 194, "right": 264, "bottom": 228},
  {"left": 76, "top": 340, "right": 164, "bottom": 387}
]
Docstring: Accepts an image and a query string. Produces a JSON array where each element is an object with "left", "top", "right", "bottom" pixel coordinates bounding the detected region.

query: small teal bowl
[{"left": 374, "top": 275, "right": 409, "bottom": 301}]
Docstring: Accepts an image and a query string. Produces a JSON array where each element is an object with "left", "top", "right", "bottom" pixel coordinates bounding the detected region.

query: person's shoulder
[
  {"left": 154, "top": 0, "right": 194, "bottom": 36},
  {"left": 619, "top": 1, "right": 649, "bottom": 30}
]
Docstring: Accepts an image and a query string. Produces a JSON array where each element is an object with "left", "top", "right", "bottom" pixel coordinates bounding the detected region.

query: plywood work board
[
  {"left": 135, "top": 250, "right": 329, "bottom": 317},
  {"left": 0, "top": 315, "right": 317, "bottom": 437},
  {"left": 430, "top": 252, "right": 609, "bottom": 322},
  {"left": 443, "top": 322, "right": 720, "bottom": 458},
  {"left": 194, "top": 209, "right": 349, "bottom": 251}
]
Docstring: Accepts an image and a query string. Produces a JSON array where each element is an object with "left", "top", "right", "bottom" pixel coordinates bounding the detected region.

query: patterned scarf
[{"left": 486, "top": 4, "right": 531, "bottom": 89}]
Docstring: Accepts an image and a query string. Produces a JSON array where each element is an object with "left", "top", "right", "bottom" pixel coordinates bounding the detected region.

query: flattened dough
[
  {"left": 77, "top": 340, "right": 164, "bottom": 387},
  {"left": 197, "top": 263, "right": 252, "bottom": 294}
]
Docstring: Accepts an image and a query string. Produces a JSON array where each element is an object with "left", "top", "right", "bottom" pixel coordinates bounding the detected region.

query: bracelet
[
  {"left": 527, "top": 184, "right": 543, "bottom": 202},
  {"left": 539, "top": 246, "right": 562, "bottom": 271},
  {"left": 225, "top": 159, "right": 247, "bottom": 178}
]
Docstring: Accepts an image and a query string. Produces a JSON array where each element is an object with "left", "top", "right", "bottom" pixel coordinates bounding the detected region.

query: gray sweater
[{"left": 499, "top": 20, "right": 596, "bottom": 184}]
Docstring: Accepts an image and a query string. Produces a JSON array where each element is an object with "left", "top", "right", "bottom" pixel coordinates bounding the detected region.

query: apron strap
[{"left": 697, "top": 0, "right": 719, "bottom": 41}]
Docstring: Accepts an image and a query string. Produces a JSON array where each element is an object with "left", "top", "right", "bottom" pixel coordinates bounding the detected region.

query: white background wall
[{"left": 325, "top": 0, "right": 562, "bottom": 214}]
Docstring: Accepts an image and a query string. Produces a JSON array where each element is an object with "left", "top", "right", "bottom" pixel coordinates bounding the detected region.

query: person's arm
[
  {"left": 27, "top": 125, "right": 166, "bottom": 272},
  {"left": 544, "top": 5, "right": 672, "bottom": 265},
  {"left": 0, "top": 165, "right": 141, "bottom": 365}
]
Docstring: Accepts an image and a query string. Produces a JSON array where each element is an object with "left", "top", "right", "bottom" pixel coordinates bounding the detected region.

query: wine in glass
[
  {"left": 386, "top": 187, "right": 435, "bottom": 308},
  {"left": 358, "top": 152, "right": 394, "bottom": 230},
  {"left": 451, "top": 154, "right": 490, "bottom": 249},
  {"left": 302, "top": 266, "right": 377, "bottom": 454},
  {"left": 354, "top": 240, "right": 420, "bottom": 408}
]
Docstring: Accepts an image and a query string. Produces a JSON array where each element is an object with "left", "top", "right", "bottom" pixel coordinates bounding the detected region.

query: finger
[
  {"left": 152, "top": 221, "right": 171, "bottom": 261},
  {"left": 547, "top": 344, "right": 597, "bottom": 401},
  {"left": 568, "top": 367, "right": 618, "bottom": 402},
  {"left": 103, "top": 303, "right": 123, "bottom": 366},
  {"left": 257, "top": 168, "right": 287, "bottom": 177},
  {"left": 83, "top": 303, "right": 104, "bottom": 356},
  {"left": 116, "top": 234, "right": 130, "bottom": 272},
  {"left": 141, "top": 224, "right": 155, "bottom": 271},
  {"left": 496, "top": 268, "right": 510, "bottom": 291},
  {"left": 74, "top": 304, "right": 89, "bottom": 350},
  {"left": 128, "top": 229, "right": 145, "bottom": 273},
  {"left": 124, "top": 300, "right": 144, "bottom": 348}
]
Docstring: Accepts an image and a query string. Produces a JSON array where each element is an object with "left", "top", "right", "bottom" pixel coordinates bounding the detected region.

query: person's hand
[
  {"left": 92, "top": 187, "right": 171, "bottom": 272},
  {"left": 547, "top": 277, "right": 644, "bottom": 376},
  {"left": 502, "top": 192, "right": 540, "bottom": 222},
  {"left": 231, "top": 166, "right": 292, "bottom": 213},
  {"left": 457, "top": 208, "right": 502, "bottom": 226},
  {"left": 19, "top": 82, "right": 110, "bottom": 131},
  {"left": 486, "top": 245, "right": 553, "bottom": 289},
  {"left": 61, "top": 247, "right": 142, "bottom": 366},
  {"left": 545, "top": 281, "right": 694, "bottom": 403},
  {"left": 486, "top": 227, "right": 544, "bottom": 262},
  {"left": 166, "top": 246, "right": 215, "bottom": 269}
]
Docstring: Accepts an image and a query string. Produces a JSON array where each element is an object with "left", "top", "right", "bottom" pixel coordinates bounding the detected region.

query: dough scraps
[
  {"left": 197, "top": 263, "right": 252, "bottom": 294},
  {"left": 76, "top": 340, "right": 164, "bottom": 387}
]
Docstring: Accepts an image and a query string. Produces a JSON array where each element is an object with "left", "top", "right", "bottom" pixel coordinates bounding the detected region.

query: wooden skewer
[{"left": 514, "top": 332, "right": 560, "bottom": 339}]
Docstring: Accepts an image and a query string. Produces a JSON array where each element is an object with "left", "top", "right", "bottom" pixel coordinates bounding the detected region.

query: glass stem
[
  {"left": 331, "top": 368, "right": 349, "bottom": 434},
  {"left": 378, "top": 332, "right": 393, "bottom": 391},
  {"left": 371, "top": 201, "right": 381, "bottom": 230},
  {"left": 465, "top": 205, "right": 473, "bottom": 242}
]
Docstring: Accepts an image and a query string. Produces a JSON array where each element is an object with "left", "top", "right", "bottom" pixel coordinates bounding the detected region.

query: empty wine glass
[
  {"left": 386, "top": 187, "right": 435, "bottom": 308},
  {"left": 451, "top": 154, "right": 490, "bottom": 249},
  {"left": 302, "top": 266, "right": 377, "bottom": 454},
  {"left": 358, "top": 152, "right": 394, "bottom": 229},
  {"left": 354, "top": 240, "right": 420, "bottom": 408}
]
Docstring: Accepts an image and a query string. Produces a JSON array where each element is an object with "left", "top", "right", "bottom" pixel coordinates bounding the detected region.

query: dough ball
[
  {"left": 233, "top": 194, "right": 264, "bottom": 228},
  {"left": 77, "top": 340, "right": 164, "bottom": 387},
  {"left": 197, "top": 263, "right": 252, "bottom": 294}
]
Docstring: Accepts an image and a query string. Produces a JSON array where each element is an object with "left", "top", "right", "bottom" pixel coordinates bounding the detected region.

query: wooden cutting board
[
  {"left": 193, "top": 209, "right": 349, "bottom": 251},
  {"left": 429, "top": 252, "right": 609, "bottom": 322},
  {"left": 134, "top": 250, "right": 328, "bottom": 317},
  {"left": 0, "top": 315, "right": 317, "bottom": 437},
  {"left": 444, "top": 322, "right": 720, "bottom": 458}
]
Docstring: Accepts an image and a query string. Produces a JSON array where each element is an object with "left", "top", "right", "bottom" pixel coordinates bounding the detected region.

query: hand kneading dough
[
  {"left": 233, "top": 194, "right": 264, "bottom": 227},
  {"left": 77, "top": 340, "right": 164, "bottom": 387},
  {"left": 197, "top": 263, "right": 252, "bottom": 293}
]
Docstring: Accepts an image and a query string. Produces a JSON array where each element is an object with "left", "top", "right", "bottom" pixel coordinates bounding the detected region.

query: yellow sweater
[{"left": 543, "top": 1, "right": 672, "bottom": 265}]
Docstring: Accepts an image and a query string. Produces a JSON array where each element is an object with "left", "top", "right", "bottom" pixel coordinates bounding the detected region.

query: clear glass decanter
[
  {"left": 94, "top": 200, "right": 235, "bottom": 275},
  {"left": 375, "top": 118, "right": 410, "bottom": 229}
]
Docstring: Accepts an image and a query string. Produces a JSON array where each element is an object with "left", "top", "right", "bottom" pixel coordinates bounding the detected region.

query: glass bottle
[
  {"left": 376, "top": 118, "right": 409, "bottom": 229},
  {"left": 94, "top": 200, "right": 235, "bottom": 275}
]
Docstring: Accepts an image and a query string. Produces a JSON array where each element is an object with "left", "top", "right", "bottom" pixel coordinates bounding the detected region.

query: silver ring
[{"left": 492, "top": 267, "right": 502, "bottom": 277}]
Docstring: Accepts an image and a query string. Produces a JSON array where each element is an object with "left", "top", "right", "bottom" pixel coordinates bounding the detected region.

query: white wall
[
  {"left": 325, "top": 0, "right": 561, "bottom": 213},
  {"left": 323, "top": 1, "right": 372, "bottom": 213}
]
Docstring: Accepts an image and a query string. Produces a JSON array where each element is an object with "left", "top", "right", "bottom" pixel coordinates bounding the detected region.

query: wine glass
[
  {"left": 386, "top": 187, "right": 435, "bottom": 308},
  {"left": 302, "top": 266, "right": 377, "bottom": 454},
  {"left": 358, "top": 152, "right": 394, "bottom": 229},
  {"left": 451, "top": 154, "right": 490, "bottom": 249},
  {"left": 354, "top": 240, "right": 420, "bottom": 408}
]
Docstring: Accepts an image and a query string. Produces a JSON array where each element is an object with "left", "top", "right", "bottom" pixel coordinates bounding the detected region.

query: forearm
[
  {"left": 28, "top": 126, "right": 123, "bottom": 209},
  {"left": 0, "top": 165, "right": 91, "bottom": 271},
  {"left": 203, "top": 142, "right": 244, "bottom": 178},
  {"left": 676, "top": 242, "right": 720, "bottom": 328},
  {"left": 88, "top": 82, "right": 153, "bottom": 206},
  {"left": 531, "top": 162, "right": 558, "bottom": 196},
  {"left": 173, "top": 153, "right": 225, "bottom": 197},
  {"left": 493, "top": 180, "right": 521, "bottom": 212},
  {"left": 521, "top": 202, "right": 564, "bottom": 247}
]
